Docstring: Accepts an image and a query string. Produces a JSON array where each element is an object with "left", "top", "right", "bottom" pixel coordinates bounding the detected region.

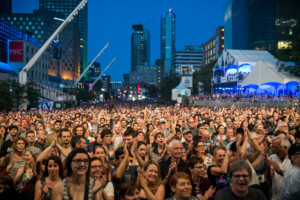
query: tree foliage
[
  {"left": 192, "top": 60, "right": 216, "bottom": 94},
  {"left": 76, "top": 82, "right": 96, "bottom": 103},
  {"left": 158, "top": 76, "right": 180, "bottom": 103},
  {"left": 275, "top": 34, "right": 300, "bottom": 77}
]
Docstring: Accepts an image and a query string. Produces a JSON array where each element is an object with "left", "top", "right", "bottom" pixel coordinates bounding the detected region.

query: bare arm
[
  {"left": 34, "top": 180, "right": 42, "bottom": 200},
  {"left": 14, "top": 166, "right": 24, "bottom": 185},
  {"left": 113, "top": 145, "right": 129, "bottom": 179},
  {"left": 55, "top": 143, "right": 69, "bottom": 158},
  {"left": 210, "top": 152, "right": 230, "bottom": 176}
]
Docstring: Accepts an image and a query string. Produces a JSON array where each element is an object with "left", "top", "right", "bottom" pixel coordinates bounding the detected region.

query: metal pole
[
  {"left": 73, "top": 42, "right": 109, "bottom": 87},
  {"left": 89, "top": 57, "right": 116, "bottom": 91}
]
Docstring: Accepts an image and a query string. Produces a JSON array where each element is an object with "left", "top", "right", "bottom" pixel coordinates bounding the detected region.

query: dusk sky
[{"left": 13, "top": 0, "right": 227, "bottom": 81}]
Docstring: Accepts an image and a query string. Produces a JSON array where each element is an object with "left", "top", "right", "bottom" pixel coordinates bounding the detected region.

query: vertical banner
[{"left": 9, "top": 41, "right": 24, "bottom": 62}]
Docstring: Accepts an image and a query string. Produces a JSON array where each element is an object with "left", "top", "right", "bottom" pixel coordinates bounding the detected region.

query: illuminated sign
[{"left": 9, "top": 41, "right": 24, "bottom": 62}]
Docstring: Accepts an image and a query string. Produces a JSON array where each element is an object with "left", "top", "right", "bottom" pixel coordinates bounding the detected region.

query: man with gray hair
[
  {"left": 267, "top": 136, "right": 292, "bottom": 200},
  {"left": 159, "top": 139, "right": 188, "bottom": 198}
]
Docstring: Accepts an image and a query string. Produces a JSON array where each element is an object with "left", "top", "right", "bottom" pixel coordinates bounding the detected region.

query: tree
[
  {"left": 275, "top": 34, "right": 300, "bottom": 77},
  {"left": 26, "top": 81, "right": 40, "bottom": 109},
  {"left": 142, "top": 82, "right": 159, "bottom": 98},
  {"left": 0, "top": 81, "right": 13, "bottom": 111},
  {"left": 158, "top": 76, "right": 180, "bottom": 103},
  {"left": 193, "top": 60, "right": 216, "bottom": 95}
]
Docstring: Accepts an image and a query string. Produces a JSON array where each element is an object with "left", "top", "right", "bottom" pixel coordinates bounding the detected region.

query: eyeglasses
[
  {"left": 194, "top": 165, "right": 206, "bottom": 170},
  {"left": 197, "top": 145, "right": 205, "bottom": 148},
  {"left": 72, "top": 159, "right": 89, "bottom": 164},
  {"left": 232, "top": 174, "right": 249, "bottom": 179},
  {"left": 91, "top": 165, "right": 104, "bottom": 169}
]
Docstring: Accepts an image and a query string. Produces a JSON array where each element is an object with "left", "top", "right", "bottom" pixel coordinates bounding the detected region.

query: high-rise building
[
  {"left": 0, "top": 0, "right": 12, "bottom": 14},
  {"left": 0, "top": 10, "right": 81, "bottom": 80},
  {"left": 172, "top": 45, "right": 203, "bottom": 76},
  {"left": 39, "top": 0, "right": 88, "bottom": 75},
  {"left": 223, "top": 0, "right": 300, "bottom": 53},
  {"left": 161, "top": 9, "right": 175, "bottom": 76},
  {"left": 129, "top": 65, "right": 158, "bottom": 86},
  {"left": 131, "top": 24, "right": 150, "bottom": 71},
  {"left": 202, "top": 27, "right": 224, "bottom": 66},
  {"left": 155, "top": 59, "right": 164, "bottom": 87}
]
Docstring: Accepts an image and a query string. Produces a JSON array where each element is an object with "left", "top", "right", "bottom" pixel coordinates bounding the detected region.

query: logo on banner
[
  {"left": 9, "top": 41, "right": 24, "bottom": 62},
  {"left": 38, "top": 97, "right": 54, "bottom": 110}
]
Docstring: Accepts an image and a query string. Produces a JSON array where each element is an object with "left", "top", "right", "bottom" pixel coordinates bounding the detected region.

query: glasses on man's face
[
  {"left": 194, "top": 165, "right": 206, "bottom": 170},
  {"left": 90, "top": 165, "right": 104, "bottom": 169},
  {"left": 72, "top": 159, "right": 89, "bottom": 164},
  {"left": 232, "top": 174, "right": 249, "bottom": 179}
]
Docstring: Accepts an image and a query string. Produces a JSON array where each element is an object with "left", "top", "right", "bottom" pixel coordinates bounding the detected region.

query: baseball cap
[{"left": 182, "top": 129, "right": 192, "bottom": 135}]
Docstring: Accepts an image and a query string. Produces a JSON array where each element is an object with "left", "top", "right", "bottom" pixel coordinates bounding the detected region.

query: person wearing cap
[
  {"left": 158, "top": 119, "right": 171, "bottom": 138},
  {"left": 281, "top": 143, "right": 300, "bottom": 200},
  {"left": 182, "top": 129, "right": 193, "bottom": 153},
  {"left": 0, "top": 125, "right": 19, "bottom": 159},
  {"left": 264, "top": 115, "right": 276, "bottom": 134}
]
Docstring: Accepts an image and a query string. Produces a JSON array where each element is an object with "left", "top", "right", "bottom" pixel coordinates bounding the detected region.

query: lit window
[{"left": 278, "top": 41, "right": 292, "bottom": 49}]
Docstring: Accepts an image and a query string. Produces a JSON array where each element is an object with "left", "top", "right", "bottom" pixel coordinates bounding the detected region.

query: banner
[
  {"left": 38, "top": 97, "right": 54, "bottom": 110},
  {"left": 9, "top": 41, "right": 24, "bottom": 62}
]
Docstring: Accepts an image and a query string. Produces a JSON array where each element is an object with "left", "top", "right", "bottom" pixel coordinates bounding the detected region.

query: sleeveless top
[
  {"left": 10, "top": 158, "right": 26, "bottom": 178},
  {"left": 40, "top": 177, "right": 52, "bottom": 200},
  {"left": 62, "top": 178, "right": 94, "bottom": 200}
]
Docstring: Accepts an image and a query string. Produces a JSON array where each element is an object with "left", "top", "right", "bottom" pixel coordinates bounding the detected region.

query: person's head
[
  {"left": 12, "top": 136, "right": 28, "bottom": 153},
  {"left": 182, "top": 129, "right": 193, "bottom": 142},
  {"left": 229, "top": 160, "right": 252, "bottom": 197},
  {"left": 121, "top": 120, "right": 127, "bottom": 128},
  {"left": 277, "top": 122, "right": 289, "bottom": 134},
  {"left": 119, "top": 182, "right": 140, "bottom": 200},
  {"left": 192, "top": 140, "right": 205, "bottom": 155},
  {"left": 213, "top": 146, "right": 227, "bottom": 167},
  {"left": 202, "top": 130, "right": 210, "bottom": 142},
  {"left": 132, "top": 122, "right": 139, "bottom": 131},
  {"left": 43, "top": 155, "right": 63, "bottom": 178},
  {"left": 8, "top": 125, "right": 18, "bottom": 137},
  {"left": 188, "top": 156, "right": 205, "bottom": 178},
  {"left": 71, "top": 135, "right": 87, "bottom": 150},
  {"left": 154, "top": 131, "right": 165, "bottom": 146},
  {"left": 271, "top": 136, "right": 290, "bottom": 159},
  {"left": 288, "top": 142, "right": 300, "bottom": 167},
  {"left": 53, "top": 120, "right": 62, "bottom": 132},
  {"left": 0, "top": 175, "right": 14, "bottom": 194},
  {"left": 101, "top": 129, "right": 112, "bottom": 145},
  {"left": 73, "top": 124, "right": 86, "bottom": 136},
  {"left": 225, "top": 117, "right": 232, "bottom": 127},
  {"left": 114, "top": 123, "right": 121, "bottom": 134},
  {"left": 61, "top": 128, "right": 71, "bottom": 145},
  {"left": 169, "top": 172, "right": 192, "bottom": 199},
  {"left": 89, "top": 157, "right": 104, "bottom": 179},
  {"left": 142, "top": 161, "right": 161, "bottom": 185},
  {"left": 217, "top": 125, "right": 225, "bottom": 135},
  {"left": 36, "top": 128, "right": 46, "bottom": 142},
  {"left": 232, "top": 120, "right": 239, "bottom": 129},
  {"left": 226, "top": 127, "right": 234, "bottom": 140},
  {"left": 93, "top": 145, "right": 106, "bottom": 162},
  {"left": 115, "top": 147, "right": 130, "bottom": 166},
  {"left": 123, "top": 129, "right": 135, "bottom": 147},
  {"left": 137, "top": 141, "right": 147, "bottom": 159},
  {"left": 168, "top": 140, "right": 183, "bottom": 160},
  {"left": 23, "top": 146, "right": 41, "bottom": 164},
  {"left": 25, "top": 130, "right": 35, "bottom": 144},
  {"left": 66, "top": 148, "right": 90, "bottom": 177}
]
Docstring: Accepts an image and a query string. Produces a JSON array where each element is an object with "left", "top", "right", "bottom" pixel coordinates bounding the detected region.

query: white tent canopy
[
  {"left": 172, "top": 82, "right": 191, "bottom": 102},
  {"left": 242, "top": 61, "right": 300, "bottom": 86}
]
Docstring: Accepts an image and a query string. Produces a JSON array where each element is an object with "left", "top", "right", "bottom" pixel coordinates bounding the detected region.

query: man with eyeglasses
[
  {"left": 215, "top": 160, "right": 266, "bottom": 200},
  {"left": 188, "top": 156, "right": 215, "bottom": 199},
  {"left": 267, "top": 136, "right": 292, "bottom": 200}
]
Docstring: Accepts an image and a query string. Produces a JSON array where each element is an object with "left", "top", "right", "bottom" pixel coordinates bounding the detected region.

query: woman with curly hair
[{"left": 138, "top": 161, "right": 165, "bottom": 200}]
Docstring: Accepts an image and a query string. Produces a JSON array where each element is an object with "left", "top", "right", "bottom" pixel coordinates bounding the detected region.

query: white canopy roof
[
  {"left": 242, "top": 61, "right": 300, "bottom": 86},
  {"left": 215, "top": 49, "right": 278, "bottom": 69},
  {"left": 173, "top": 81, "right": 190, "bottom": 90}
]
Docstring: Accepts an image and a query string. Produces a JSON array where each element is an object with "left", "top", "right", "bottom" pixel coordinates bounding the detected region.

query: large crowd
[{"left": 0, "top": 104, "right": 300, "bottom": 200}]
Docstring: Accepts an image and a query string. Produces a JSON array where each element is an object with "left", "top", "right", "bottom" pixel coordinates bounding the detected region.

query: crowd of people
[{"left": 0, "top": 104, "right": 299, "bottom": 200}]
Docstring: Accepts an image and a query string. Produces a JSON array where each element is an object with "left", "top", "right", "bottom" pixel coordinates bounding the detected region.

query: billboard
[
  {"left": 9, "top": 41, "right": 24, "bottom": 62},
  {"left": 181, "top": 76, "right": 193, "bottom": 88},
  {"left": 181, "top": 65, "right": 193, "bottom": 75}
]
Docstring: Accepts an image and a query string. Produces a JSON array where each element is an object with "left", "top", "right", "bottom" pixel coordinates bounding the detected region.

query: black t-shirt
[
  {"left": 214, "top": 186, "right": 267, "bottom": 200},
  {"left": 0, "top": 139, "right": 13, "bottom": 157},
  {"left": 207, "top": 165, "right": 230, "bottom": 191}
]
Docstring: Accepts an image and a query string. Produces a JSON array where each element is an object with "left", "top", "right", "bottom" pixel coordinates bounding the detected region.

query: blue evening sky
[{"left": 13, "top": 0, "right": 227, "bottom": 81}]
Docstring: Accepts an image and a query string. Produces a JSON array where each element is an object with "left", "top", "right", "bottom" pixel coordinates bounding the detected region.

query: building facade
[
  {"left": 39, "top": 0, "right": 88, "bottom": 75},
  {"left": 0, "top": 19, "right": 40, "bottom": 63},
  {"left": 8, "top": 40, "right": 49, "bottom": 82},
  {"left": 129, "top": 65, "right": 158, "bottom": 86},
  {"left": 161, "top": 9, "right": 175, "bottom": 76},
  {"left": 0, "top": 10, "right": 81, "bottom": 80},
  {"left": 172, "top": 45, "right": 203, "bottom": 76},
  {"left": 202, "top": 26, "right": 224, "bottom": 66},
  {"left": 0, "top": 0, "right": 12, "bottom": 14},
  {"left": 131, "top": 24, "right": 150, "bottom": 71}
]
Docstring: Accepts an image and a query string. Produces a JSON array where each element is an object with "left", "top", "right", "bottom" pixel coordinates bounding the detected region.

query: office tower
[
  {"left": 131, "top": 24, "right": 150, "bottom": 71},
  {"left": 202, "top": 27, "right": 224, "bottom": 66},
  {"left": 161, "top": 9, "right": 175, "bottom": 76},
  {"left": 39, "top": 0, "right": 88, "bottom": 75},
  {"left": 0, "top": 0, "right": 12, "bottom": 13},
  {"left": 172, "top": 45, "right": 203, "bottom": 76}
]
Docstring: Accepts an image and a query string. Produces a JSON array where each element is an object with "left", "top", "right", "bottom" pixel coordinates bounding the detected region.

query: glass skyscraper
[
  {"left": 161, "top": 9, "right": 175, "bottom": 76},
  {"left": 131, "top": 24, "right": 150, "bottom": 72},
  {"left": 39, "top": 0, "right": 88, "bottom": 76}
]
